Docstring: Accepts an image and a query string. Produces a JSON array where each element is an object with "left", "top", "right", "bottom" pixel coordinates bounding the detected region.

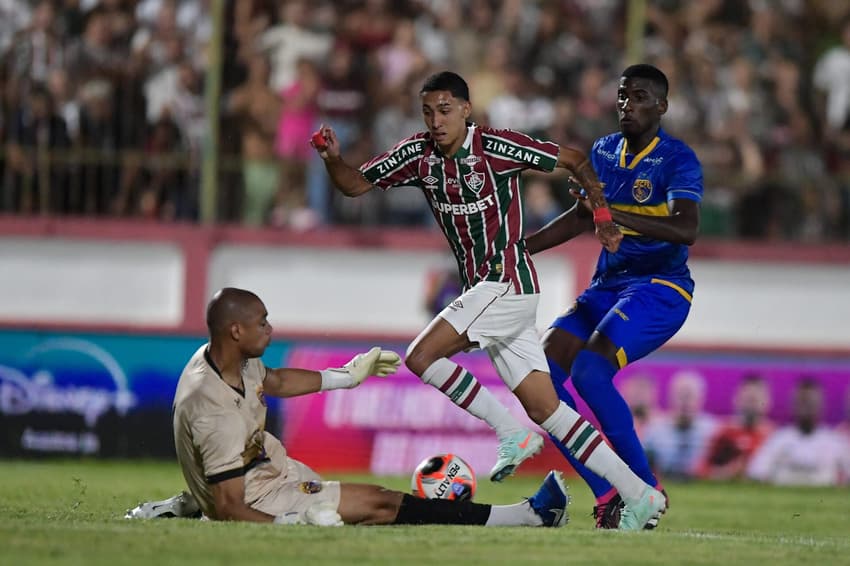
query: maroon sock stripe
[
  {"left": 458, "top": 381, "right": 482, "bottom": 410},
  {"left": 438, "top": 366, "right": 463, "bottom": 393},
  {"left": 561, "top": 417, "right": 588, "bottom": 445},
  {"left": 577, "top": 434, "right": 605, "bottom": 464}
]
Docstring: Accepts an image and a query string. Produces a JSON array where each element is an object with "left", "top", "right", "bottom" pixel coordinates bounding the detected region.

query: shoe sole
[
  {"left": 643, "top": 506, "right": 666, "bottom": 530},
  {"left": 489, "top": 434, "right": 544, "bottom": 482}
]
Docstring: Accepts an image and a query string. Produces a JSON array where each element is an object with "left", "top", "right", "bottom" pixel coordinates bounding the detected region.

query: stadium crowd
[
  {"left": 622, "top": 372, "right": 850, "bottom": 486},
  {"left": 1, "top": 0, "right": 850, "bottom": 240}
]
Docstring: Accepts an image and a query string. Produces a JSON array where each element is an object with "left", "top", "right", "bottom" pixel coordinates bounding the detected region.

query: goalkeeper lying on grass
[{"left": 127, "top": 287, "right": 569, "bottom": 528}]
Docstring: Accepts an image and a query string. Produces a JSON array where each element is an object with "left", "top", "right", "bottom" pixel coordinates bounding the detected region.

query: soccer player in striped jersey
[
  {"left": 526, "top": 64, "right": 703, "bottom": 528},
  {"left": 312, "top": 71, "right": 664, "bottom": 530}
]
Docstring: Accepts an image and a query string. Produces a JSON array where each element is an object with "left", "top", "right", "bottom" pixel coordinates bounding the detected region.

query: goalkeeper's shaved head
[{"left": 206, "top": 287, "right": 263, "bottom": 337}]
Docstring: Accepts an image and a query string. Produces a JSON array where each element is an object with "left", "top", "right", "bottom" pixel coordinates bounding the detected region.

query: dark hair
[
  {"left": 621, "top": 64, "right": 669, "bottom": 99},
  {"left": 420, "top": 71, "right": 470, "bottom": 102},
  {"left": 796, "top": 376, "right": 821, "bottom": 391},
  {"left": 740, "top": 373, "right": 764, "bottom": 385},
  {"left": 206, "top": 287, "right": 261, "bottom": 335}
]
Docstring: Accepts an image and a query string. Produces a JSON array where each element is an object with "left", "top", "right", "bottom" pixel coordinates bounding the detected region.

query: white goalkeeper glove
[
  {"left": 320, "top": 347, "right": 402, "bottom": 391},
  {"left": 273, "top": 503, "right": 343, "bottom": 527},
  {"left": 304, "top": 501, "right": 344, "bottom": 527}
]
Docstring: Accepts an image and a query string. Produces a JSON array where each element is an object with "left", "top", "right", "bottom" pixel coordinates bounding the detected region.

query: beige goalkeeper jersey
[{"left": 173, "top": 344, "right": 289, "bottom": 518}]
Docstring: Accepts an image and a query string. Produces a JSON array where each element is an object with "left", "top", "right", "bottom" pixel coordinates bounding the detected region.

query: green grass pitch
[{"left": 1, "top": 460, "right": 848, "bottom": 565}]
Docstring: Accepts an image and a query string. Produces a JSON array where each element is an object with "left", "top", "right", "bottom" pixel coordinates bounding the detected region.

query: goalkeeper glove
[{"left": 320, "top": 347, "right": 402, "bottom": 390}]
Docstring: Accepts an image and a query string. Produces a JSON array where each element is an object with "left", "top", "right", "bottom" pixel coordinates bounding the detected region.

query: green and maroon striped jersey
[{"left": 360, "top": 124, "right": 560, "bottom": 294}]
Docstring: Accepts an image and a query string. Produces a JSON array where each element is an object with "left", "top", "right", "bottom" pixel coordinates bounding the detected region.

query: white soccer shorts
[{"left": 437, "top": 281, "right": 549, "bottom": 390}]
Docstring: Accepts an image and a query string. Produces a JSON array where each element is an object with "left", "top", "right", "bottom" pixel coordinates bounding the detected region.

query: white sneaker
[{"left": 124, "top": 491, "right": 201, "bottom": 519}]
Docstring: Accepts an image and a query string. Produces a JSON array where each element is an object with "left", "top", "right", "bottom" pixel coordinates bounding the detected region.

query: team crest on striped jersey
[
  {"left": 463, "top": 171, "right": 485, "bottom": 192},
  {"left": 632, "top": 178, "right": 653, "bottom": 203}
]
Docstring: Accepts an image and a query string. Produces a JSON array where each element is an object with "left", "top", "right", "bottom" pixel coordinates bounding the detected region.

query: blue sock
[
  {"left": 547, "top": 357, "right": 614, "bottom": 499},
  {"left": 571, "top": 350, "right": 658, "bottom": 487}
]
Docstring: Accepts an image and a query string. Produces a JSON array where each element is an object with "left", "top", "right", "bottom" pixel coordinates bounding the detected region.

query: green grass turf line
[{"left": 0, "top": 460, "right": 848, "bottom": 565}]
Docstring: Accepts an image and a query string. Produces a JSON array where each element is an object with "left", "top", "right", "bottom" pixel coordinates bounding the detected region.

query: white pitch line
[{"left": 670, "top": 530, "right": 850, "bottom": 549}]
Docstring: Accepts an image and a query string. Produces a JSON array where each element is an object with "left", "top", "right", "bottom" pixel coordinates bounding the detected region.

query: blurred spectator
[
  {"left": 64, "top": 6, "right": 126, "bottom": 86},
  {"left": 305, "top": 44, "right": 367, "bottom": 225},
  {"left": 0, "top": 0, "right": 31, "bottom": 56},
  {"left": 136, "top": 0, "right": 210, "bottom": 69},
  {"left": 167, "top": 62, "right": 205, "bottom": 155},
  {"left": 813, "top": 17, "right": 850, "bottom": 140},
  {"left": 487, "top": 66, "right": 554, "bottom": 134},
  {"left": 642, "top": 371, "right": 717, "bottom": 480},
  {"left": 621, "top": 373, "right": 661, "bottom": 440},
  {"left": 76, "top": 79, "right": 124, "bottom": 215},
  {"left": 6, "top": 1, "right": 64, "bottom": 90},
  {"left": 467, "top": 35, "right": 510, "bottom": 121},
  {"left": 0, "top": 0, "right": 848, "bottom": 235},
  {"left": 271, "top": 57, "right": 320, "bottom": 228},
  {"left": 339, "top": 0, "right": 396, "bottom": 53},
  {"left": 696, "top": 374, "right": 774, "bottom": 481},
  {"left": 138, "top": 31, "right": 185, "bottom": 125},
  {"left": 226, "top": 53, "right": 280, "bottom": 227},
  {"left": 521, "top": 177, "right": 562, "bottom": 233},
  {"left": 258, "top": 0, "right": 332, "bottom": 93},
  {"left": 3, "top": 84, "right": 71, "bottom": 213},
  {"left": 747, "top": 378, "right": 850, "bottom": 486},
  {"left": 836, "top": 386, "right": 850, "bottom": 443},
  {"left": 367, "top": 87, "right": 431, "bottom": 227},
  {"left": 572, "top": 64, "right": 618, "bottom": 144},
  {"left": 132, "top": 115, "right": 190, "bottom": 220},
  {"left": 45, "top": 68, "right": 79, "bottom": 141},
  {"left": 375, "top": 19, "right": 427, "bottom": 98}
]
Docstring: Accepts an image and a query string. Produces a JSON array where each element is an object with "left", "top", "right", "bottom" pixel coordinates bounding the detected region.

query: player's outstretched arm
[
  {"left": 609, "top": 198, "right": 700, "bottom": 245},
  {"left": 262, "top": 347, "right": 402, "bottom": 398},
  {"left": 311, "top": 124, "right": 374, "bottom": 197},
  {"left": 555, "top": 145, "right": 622, "bottom": 253}
]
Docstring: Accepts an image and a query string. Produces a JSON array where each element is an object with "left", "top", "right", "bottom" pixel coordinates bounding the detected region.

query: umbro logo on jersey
[
  {"left": 423, "top": 175, "right": 438, "bottom": 185},
  {"left": 449, "top": 299, "right": 463, "bottom": 311}
]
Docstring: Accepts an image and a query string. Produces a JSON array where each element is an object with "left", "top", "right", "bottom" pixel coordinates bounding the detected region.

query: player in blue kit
[{"left": 525, "top": 64, "right": 702, "bottom": 529}]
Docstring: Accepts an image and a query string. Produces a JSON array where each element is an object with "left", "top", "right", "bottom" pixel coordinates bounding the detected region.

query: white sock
[
  {"left": 485, "top": 502, "right": 542, "bottom": 527},
  {"left": 421, "top": 358, "right": 523, "bottom": 438},
  {"left": 540, "top": 402, "right": 646, "bottom": 503}
]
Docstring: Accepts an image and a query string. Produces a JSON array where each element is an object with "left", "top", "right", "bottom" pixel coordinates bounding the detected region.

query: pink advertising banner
[{"left": 281, "top": 344, "right": 850, "bottom": 476}]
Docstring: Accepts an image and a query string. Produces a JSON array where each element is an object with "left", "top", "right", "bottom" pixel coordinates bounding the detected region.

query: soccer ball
[{"left": 410, "top": 453, "right": 476, "bottom": 501}]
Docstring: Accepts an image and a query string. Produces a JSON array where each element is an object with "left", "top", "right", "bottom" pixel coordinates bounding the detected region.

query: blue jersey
[{"left": 589, "top": 128, "right": 702, "bottom": 293}]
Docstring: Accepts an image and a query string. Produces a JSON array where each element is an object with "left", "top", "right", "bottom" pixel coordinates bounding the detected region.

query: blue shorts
[{"left": 550, "top": 278, "right": 692, "bottom": 368}]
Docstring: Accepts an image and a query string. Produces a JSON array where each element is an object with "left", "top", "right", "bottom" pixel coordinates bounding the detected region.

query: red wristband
[
  {"left": 593, "top": 207, "right": 613, "bottom": 224},
  {"left": 311, "top": 130, "right": 328, "bottom": 151}
]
